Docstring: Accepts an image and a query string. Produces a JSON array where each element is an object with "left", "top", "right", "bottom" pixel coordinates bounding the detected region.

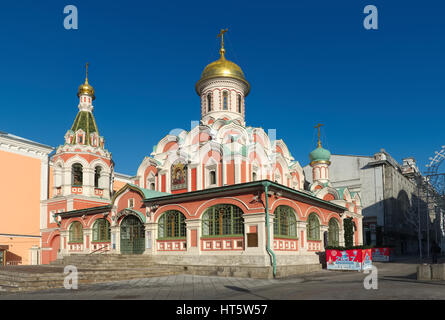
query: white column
[
  {"left": 100, "top": 172, "right": 111, "bottom": 199},
  {"left": 83, "top": 167, "right": 94, "bottom": 196},
  {"left": 83, "top": 228, "right": 92, "bottom": 253},
  {"left": 144, "top": 223, "right": 158, "bottom": 254},
  {"left": 40, "top": 156, "right": 49, "bottom": 201},
  {"left": 186, "top": 219, "right": 201, "bottom": 255},
  {"left": 62, "top": 167, "right": 72, "bottom": 196},
  {"left": 243, "top": 213, "right": 267, "bottom": 255},
  {"left": 60, "top": 230, "right": 68, "bottom": 255},
  {"left": 234, "top": 155, "right": 242, "bottom": 184},
  {"left": 339, "top": 218, "right": 345, "bottom": 246},
  {"left": 297, "top": 221, "right": 307, "bottom": 252},
  {"left": 356, "top": 216, "right": 363, "bottom": 245}
]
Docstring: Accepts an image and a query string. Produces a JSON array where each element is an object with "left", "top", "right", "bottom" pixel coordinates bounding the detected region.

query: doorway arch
[{"left": 120, "top": 215, "right": 145, "bottom": 254}]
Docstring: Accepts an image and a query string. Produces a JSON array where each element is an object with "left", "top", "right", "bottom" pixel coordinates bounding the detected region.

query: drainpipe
[{"left": 263, "top": 181, "right": 277, "bottom": 278}]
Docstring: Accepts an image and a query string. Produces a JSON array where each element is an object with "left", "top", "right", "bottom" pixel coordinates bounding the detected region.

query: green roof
[
  {"left": 70, "top": 111, "right": 99, "bottom": 145},
  {"left": 143, "top": 179, "right": 346, "bottom": 212},
  {"left": 128, "top": 183, "right": 169, "bottom": 198}
]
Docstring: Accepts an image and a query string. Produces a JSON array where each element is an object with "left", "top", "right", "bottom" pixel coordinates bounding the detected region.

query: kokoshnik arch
[{"left": 40, "top": 30, "right": 363, "bottom": 271}]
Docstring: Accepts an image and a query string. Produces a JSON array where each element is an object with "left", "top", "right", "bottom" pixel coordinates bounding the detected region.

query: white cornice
[{"left": 0, "top": 135, "right": 53, "bottom": 159}]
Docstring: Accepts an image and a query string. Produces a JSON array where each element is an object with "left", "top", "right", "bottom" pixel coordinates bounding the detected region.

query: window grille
[
  {"left": 307, "top": 213, "right": 320, "bottom": 240},
  {"left": 158, "top": 210, "right": 186, "bottom": 239},
  {"left": 69, "top": 221, "right": 83, "bottom": 243},
  {"left": 273, "top": 205, "right": 297, "bottom": 237},
  {"left": 202, "top": 204, "right": 244, "bottom": 236},
  {"left": 328, "top": 219, "right": 340, "bottom": 246},
  {"left": 92, "top": 218, "right": 111, "bottom": 242}
]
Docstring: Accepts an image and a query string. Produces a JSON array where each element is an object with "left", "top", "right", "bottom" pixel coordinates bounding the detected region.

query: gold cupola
[
  {"left": 195, "top": 29, "right": 250, "bottom": 96},
  {"left": 77, "top": 63, "right": 95, "bottom": 100}
]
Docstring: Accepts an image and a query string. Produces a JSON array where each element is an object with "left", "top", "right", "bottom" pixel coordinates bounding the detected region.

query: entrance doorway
[{"left": 120, "top": 215, "right": 145, "bottom": 254}]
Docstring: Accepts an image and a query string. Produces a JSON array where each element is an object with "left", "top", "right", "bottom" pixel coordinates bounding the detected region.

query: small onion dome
[
  {"left": 77, "top": 79, "right": 95, "bottom": 100},
  {"left": 309, "top": 146, "right": 331, "bottom": 165},
  {"left": 195, "top": 48, "right": 250, "bottom": 96}
]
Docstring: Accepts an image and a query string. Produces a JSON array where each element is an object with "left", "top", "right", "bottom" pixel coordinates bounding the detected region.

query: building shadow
[{"left": 5, "top": 251, "right": 22, "bottom": 265}]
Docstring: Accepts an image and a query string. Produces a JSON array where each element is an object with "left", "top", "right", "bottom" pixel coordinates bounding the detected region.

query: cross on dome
[{"left": 217, "top": 28, "right": 228, "bottom": 57}]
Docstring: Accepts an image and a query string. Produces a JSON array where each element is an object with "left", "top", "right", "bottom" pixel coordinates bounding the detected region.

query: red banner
[
  {"left": 326, "top": 249, "right": 372, "bottom": 271},
  {"left": 371, "top": 247, "right": 392, "bottom": 262}
]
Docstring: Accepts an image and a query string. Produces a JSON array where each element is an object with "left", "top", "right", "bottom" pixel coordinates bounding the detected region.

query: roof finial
[
  {"left": 217, "top": 28, "right": 228, "bottom": 58},
  {"left": 85, "top": 62, "right": 89, "bottom": 84},
  {"left": 315, "top": 123, "right": 324, "bottom": 148}
]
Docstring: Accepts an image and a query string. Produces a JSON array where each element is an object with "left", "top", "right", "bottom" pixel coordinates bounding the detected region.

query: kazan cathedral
[{"left": 40, "top": 32, "right": 363, "bottom": 274}]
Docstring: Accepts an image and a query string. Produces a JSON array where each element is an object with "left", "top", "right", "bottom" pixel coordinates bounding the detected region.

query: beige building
[{"left": 0, "top": 131, "right": 53, "bottom": 265}]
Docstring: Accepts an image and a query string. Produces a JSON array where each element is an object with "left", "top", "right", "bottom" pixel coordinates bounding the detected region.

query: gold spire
[
  {"left": 217, "top": 28, "right": 228, "bottom": 58},
  {"left": 85, "top": 62, "right": 89, "bottom": 84},
  {"left": 315, "top": 123, "right": 324, "bottom": 148}
]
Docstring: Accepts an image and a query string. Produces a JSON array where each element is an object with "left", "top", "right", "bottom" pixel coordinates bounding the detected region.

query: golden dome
[
  {"left": 196, "top": 48, "right": 250, "bottom": 95},
  {"left": 77, "top": 79, "right": 95, "bottom": 100}
]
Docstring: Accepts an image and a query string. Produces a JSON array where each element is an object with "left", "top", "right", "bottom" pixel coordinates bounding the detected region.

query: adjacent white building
[{"left": 304, "top": 149, "right": 442, "bottom": 255}]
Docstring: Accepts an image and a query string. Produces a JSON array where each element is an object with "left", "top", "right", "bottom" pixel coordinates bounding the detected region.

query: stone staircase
[
  {"left": 49, "top": 253, "right": 158, "bottom": 269},
  {"left": 0, "top": 254, "right": 324, "bottom": 293},
  {"left": 0, "top": 254, "right": 185, "bottom": 293}
]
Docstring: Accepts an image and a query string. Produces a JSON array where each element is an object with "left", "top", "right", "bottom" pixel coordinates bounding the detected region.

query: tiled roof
[{"left": 70, "top": 111, "right": 99, "bottom": 145}]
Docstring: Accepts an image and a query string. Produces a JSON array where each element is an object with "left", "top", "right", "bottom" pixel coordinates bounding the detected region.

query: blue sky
[{"left": 0, "top": 0, "right": 444, "bottom": 175}]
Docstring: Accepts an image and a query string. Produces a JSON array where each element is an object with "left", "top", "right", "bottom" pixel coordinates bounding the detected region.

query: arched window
[
  {"left": 158, "top": 210, "right": 186, "bottom": 239},
  {"left": 92, "top": 218, "right": 110, "bottom": 242},
  {"left": 72, "top": 163, "right": 83, "bottom": 186},
  {"left": 252, "top": 172, "right": 257, "bottom": 181},
  {"left": 94, "top": 166, "right": 102, "bottom": 188},
  {"left": 202, "top": 204, "right": 244, "bottom": 236},
  {"left": 207, "top": 93, "right": 212, "bottom": 112},
  {"left": 69, "top": 221, "right": 83, "bottom": 243},
  {"left": 209, "top": 170, "right": 216, "bottom": 185},
  {"left": 223, "top": 91, "right": 228, "bottom": 110},
  {"left": 307, "top": 213, "right": 320, "bottom": 240},
  {"left": 150, "top": 183, "right": 155, "bottom": 190},
  {"left": 328, "top": 219, "right": 340, "bottom": 246},
  {"left": 273, "top": 205, "right": 297, "bottom": 237},
  {"left": 237, "top": 94, "right": 241, "bottom": 113}
]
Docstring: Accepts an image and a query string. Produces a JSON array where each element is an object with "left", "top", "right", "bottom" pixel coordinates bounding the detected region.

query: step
[{"left": 0, "top": 267, "right": 184, "bottom": 292}]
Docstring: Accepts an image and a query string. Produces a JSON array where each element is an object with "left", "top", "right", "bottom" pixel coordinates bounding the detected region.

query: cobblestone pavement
[{"left": 1, "top": 260, "right": 444, "bottom": 300}]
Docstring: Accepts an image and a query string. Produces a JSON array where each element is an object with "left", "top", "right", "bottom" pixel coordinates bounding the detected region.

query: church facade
[{"left": 40, "top": 33, "right": 363, "bottom": 271}]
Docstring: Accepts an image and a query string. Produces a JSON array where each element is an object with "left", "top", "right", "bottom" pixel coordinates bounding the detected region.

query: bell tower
[{"left": 51, "top": 64, "right": 113, "bottom": 200}]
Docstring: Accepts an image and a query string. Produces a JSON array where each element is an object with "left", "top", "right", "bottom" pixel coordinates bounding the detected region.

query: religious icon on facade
[{"left": 171, "top": 161, "right": 187, "bottom": 190}]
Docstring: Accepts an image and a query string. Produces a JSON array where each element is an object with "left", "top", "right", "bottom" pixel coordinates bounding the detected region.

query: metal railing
[{"left": 89, "top": 246, "right": 109, "bottom": 254}]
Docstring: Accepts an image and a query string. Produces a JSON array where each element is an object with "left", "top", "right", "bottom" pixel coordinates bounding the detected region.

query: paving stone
[{"left": 2, "top": 259, "right": 445, "bottom": 300}]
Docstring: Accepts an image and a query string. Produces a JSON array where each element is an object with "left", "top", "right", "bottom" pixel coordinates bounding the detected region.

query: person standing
[{"left": 431, "top": 242, "right": 441, "bottom": 264}]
